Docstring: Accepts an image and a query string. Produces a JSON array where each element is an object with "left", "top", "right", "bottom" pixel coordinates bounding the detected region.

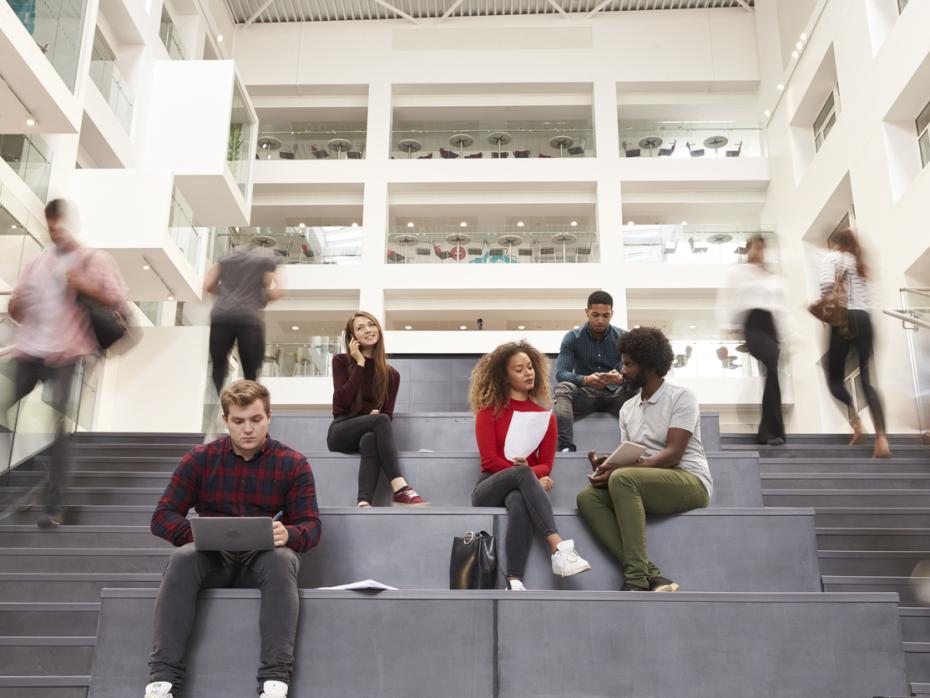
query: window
[
  {"left": 159, "top": 5, "right": 184, "bottom": 59},
  {"left": 918, "top": 99, "right": 930, "bottom": 169},
  {"left": 813, "top": 91, "right": 838, "bottom": 152}
]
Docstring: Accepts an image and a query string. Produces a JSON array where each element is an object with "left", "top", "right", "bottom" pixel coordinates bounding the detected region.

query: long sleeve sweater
[
  {"left": 331, "top": 353, "right": 400, "bottom": 418},
  {"left": 474, "top": 399, "right": 556, "bottom": 478}
]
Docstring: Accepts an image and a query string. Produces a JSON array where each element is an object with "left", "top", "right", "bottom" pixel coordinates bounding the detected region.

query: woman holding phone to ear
[
  {"left": 470, "top": 341, "right": 591, "bottom": 590},
  {"left": 327, "top": 311, "right": 428, "bottom": 507}
]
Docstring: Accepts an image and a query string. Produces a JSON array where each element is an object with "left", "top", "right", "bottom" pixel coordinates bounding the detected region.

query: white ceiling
[{"left": 225, "top": 0, "right": 753, "bottom": 25}]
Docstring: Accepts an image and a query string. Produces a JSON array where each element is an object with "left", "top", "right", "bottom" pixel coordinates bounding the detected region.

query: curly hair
[
  {"left": 617, "top": 327, "right": 675, "bottom": 378},
  {"left": 469, "top": 341, "right": 551, "bottom": 415}
]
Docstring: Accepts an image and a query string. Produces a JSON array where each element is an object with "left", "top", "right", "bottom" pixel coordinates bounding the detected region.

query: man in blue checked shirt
[
  {"left": 146, "top": 380, "right": 320, "bottom": 698},
  {"left": 554, "top": 291, "right": 635, "bottom": 452}
]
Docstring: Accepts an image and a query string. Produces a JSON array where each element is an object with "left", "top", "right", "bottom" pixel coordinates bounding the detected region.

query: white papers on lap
[
  {"left": 317, "top": 579, "right": 397, "bottom": 591},
  {"left": 504, "top": 410, "right": 552, "bottom": 461}
]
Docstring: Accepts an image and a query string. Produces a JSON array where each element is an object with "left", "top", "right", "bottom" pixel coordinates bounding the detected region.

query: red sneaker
[{"left": 391, "top": 486, "right": 429, "bottom": 507}]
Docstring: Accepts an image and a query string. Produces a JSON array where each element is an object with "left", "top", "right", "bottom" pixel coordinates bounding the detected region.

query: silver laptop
[{"left": 191, "top": 517, "right": 275, "bottom": 552}]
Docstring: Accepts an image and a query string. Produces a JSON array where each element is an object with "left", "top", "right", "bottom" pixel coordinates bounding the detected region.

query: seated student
[
  {"left": 470, "top": 341, "right": 591, "bottom": 590},
  {"left": 576, "top": 327, "right": 713, "bottom": 592},
  {"left": 326, "top": 311, "right": 428, "bottom": 507},
  {"left": 145, "top": 380, "right": 321, "bottom": 698},
  {"left": 554, "top": 290, "right": 634, "bottom": 452}
]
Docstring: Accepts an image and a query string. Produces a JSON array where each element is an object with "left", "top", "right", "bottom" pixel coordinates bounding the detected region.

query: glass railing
[
  {"left": 0, "top": 133, "right": 51, "bottom": 203},
  {"left": 7, "top": 0, "right": 88, "bottom": 90},
  {"left": 623, "top": 226, "right": 777, "bottom": 265},
  {"left": 618, "top": 121, "right": 765, "bottom": 158},
  {"left": 262, "top": 338, "right": 341, "bottom": 378},
  {"left": 167, "top": 189, "right": 202, "bottom": 268},
  {"left": 900, "top": 289, "right": 930, "bottom": 438},
  {"left": 227, "top": 84, "right": 254, "bottom": 197},
  {"left": 391, "top": 121, "right": 595, "bottom": 160},
  {"left": 212, "top": 226, "right": 363, "bottom": 265},
  {"left": 666, "top": 339, "right": 763, "bottom": 379},
  {"left": 386, "top": 226, "right": 599, "bottom": 264},
  {"left": 256, "top": 124, "right": 367, "bottom": 160},
  {"left": 89, "top": 58, "right": 134, "bottom": 133}
]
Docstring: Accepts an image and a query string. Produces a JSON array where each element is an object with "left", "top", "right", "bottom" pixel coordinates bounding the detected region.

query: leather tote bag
[
  {"left": 808, "top": 269, "right": 848, "bottom": 328},
  {"left": 449, "top": 530, "right": 498, "bottom": 590}
]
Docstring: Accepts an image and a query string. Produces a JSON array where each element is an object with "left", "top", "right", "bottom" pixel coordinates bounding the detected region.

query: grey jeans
[
  {"left": 149, "top": 543, "right": 300, "bottom": 694},
  {"left": 471, "top": 465, "right": 558, "bottom": 579},
  {"left": 553, "top": 381, "right": 633, "bottom": 450}
]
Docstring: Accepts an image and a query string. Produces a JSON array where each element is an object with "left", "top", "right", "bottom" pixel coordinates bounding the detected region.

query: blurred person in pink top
[{"left": 6, "top": 199, "right": 128, "bottom": 528}]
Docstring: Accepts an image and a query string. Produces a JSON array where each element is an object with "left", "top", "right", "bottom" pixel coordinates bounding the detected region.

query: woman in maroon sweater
[
  {"left": 326, "top": 311, "right": 427, "bottom": 507},
  {"left": 470, "top": 341, "right": 590, "bottom": 590}
]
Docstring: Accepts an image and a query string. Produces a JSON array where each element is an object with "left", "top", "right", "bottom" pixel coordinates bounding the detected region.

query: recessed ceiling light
[
  {"left": 680, "top": 220, "right": 688, "bottom": 226},
  {"left": 292, "top": 325, "right": 300, "bottom": 331},
  {"left": 570, "top": 220, "right": 578, "bottom": 227},
  {"left": 688, "top": 324, "right": 696, "bottom": 329},
  {"left": 351, "top": 222, "right": 359, "bottom": 227},
  {"left": 516, "top": 221, "right": 525, "bottom": 227},
  {"left": 763, "top": 109, "right": 771, "bottom": 118},
  {"left": 517, "top": 325, "right": 525, "bottom": 330},
  {"left": 298, "top": 222, "right": 306, "bottom": 228},
  {"left": 799, "top": 32, "right": 807, "bottom": 41},
  {"left": 142, "top": 264, "right": 151, "bottom": 270},
  {"left": 776, "top": 83, "right": 784, "bottom": 91},
  {"left": 407, "top": 221, "right": 414, "bottom": 228},
  {"left": 459, "top": 325, "right": 467, "bottom": 330},
  {"left": 633, "top": 325, "right": 641, "bottom": 329},
  {"left": 791, "top": 50, "right": 799, "bottom": 59},
  {"left": 217, "top": 34, "right": 224, "bottom": 43},
  {"left": 404, "top": 325, "right": 413, "bottom": 330},
  {"left": 795, "top": 41, "right": 803, "bottom": 50},
  {"left": 626, "top": 221, "right": 634, "bottom": 226},
  {"left": 167, "top": 294, "right": 175, "bottom": 301},
  {"left": 25, "top": 117, "right": 36, "bottom": 127},
  {"left": 266, "top": 155, "right": 271, "bottom": 160},
  {"left": 10, "top": 224, "right": 17, "bottom": 229},
  {"left": 460, "top": 221, "right": 467, "bottom": 228}
]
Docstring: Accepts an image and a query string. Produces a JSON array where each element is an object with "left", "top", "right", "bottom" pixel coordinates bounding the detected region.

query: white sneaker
[
  {"left": 506, "top": 579, "right": 527, "bottom": 591},
  {"left": 144, "top": 681, "right": 173, "bottom": 698},
  {"left": 551, "top": 539, "right": 591, "bottom": 577},
  {"left": 261, "top": 680, "right": 289, "bottom": 697}
]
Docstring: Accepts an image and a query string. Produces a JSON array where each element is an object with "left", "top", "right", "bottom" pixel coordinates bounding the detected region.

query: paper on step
[
  {"left": 317, "top": 578, "right": 397, "bottom": 591},
  {"left": 504, "top": 410, "right": 552, "bottom": 461}
]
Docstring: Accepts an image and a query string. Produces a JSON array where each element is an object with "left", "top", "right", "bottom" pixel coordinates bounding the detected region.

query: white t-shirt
[
  {"left": 618, "top": 380, "right": 714, "bottom": 498},
  {"left": 21, "top": 249, "right": 79, "bottom": 358}
]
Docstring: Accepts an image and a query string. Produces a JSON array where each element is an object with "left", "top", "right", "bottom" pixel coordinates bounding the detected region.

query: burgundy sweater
[{"left": 331, "top": 353, "right": 400, "bottom": 418}]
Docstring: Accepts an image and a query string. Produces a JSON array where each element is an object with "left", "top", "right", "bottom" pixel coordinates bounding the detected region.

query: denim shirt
[{"left": 555, "top": 324, "right": 626, "bottom": 393}]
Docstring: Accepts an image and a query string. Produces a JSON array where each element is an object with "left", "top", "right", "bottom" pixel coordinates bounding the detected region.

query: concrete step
[
  {"left": 815, "top": 509, "right": 930, "bottom": 528},
  {"left": 723, "top": 433, "right": 926, "bottom": 446},
  {"left": 21, "top": 455, "right": 178, "bottom": 471},
  {"left": 900, "top": 608, "right": 930, "bottom": 642},
  {"left": 73, "top": 433, "right": 202, "bottom": 445},
  {"left": 905, "top": 642, "right": 930, "bottom": 684},
  {"left": 723, "top": 443, "right": 930, "bottom": 459},
  {"left": 0, "top": 676, "right": 89, "bottom": 698},
  {"left": 70, "top": 443, "right": 196, "bottom": 457},
  {"left": 0, "top": 573, "right": 161, "bottom": 602},
  {"left": 3, "top": 505, "right": 156, "bottom": 526},
  {"left": 912, "top": 682, "right": 930, "bottom": 698},
  {"left": 0, "top": 487, "right": 161, "bottom": 506},
  {"left": 12, "top": 450, "right": 764, "bottom": 509},
  {"left": 760, "top": 457, "right": 930, "bottom": 473},
  {"left": 816, "top": 528, "right": 930, "bottom": 551},
  {"left": 87, "top": 588, "right": 908, "bottom": 698},
  {"left": 762, "top": 473, "right": 930, "bottom": 490},
  {"left": 822, "top": 576, "right": 923, "bottom": 605},
  {"left": 0, "top": 637, "right": 94, "bottom": 676},
  {"left": 0, "top": 508, "right": 822, "bottom": 592},
  {"left": 0, "top": 525, "right": 168, "bottom": 548},
  {"left": 0, "top": 602, "right": 100, "bottom": 636},
  {"left": 764, "top": 490, "right": 930, "bottom": 508},
  {"left": 817, "top": 550, "right": 929, "bottom": 576}
]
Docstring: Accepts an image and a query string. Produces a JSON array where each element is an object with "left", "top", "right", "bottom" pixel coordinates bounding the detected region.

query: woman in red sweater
[
  {"left": 470, "top": 341, "right": 591, "bottom": 590},
  {"left": 326, "top": 311, "right": 428, "bottom": 507}
]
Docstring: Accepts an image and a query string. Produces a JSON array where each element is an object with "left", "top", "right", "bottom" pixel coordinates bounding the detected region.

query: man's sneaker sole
[
  {"left": 651, "top": 581, "right": 679, "bottom": 592},
  {"left": 391, "top": 501, "right": 430, "bottom": 507}
]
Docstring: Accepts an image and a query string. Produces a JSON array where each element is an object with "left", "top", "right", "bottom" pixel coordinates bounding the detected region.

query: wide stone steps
[{"left": 0, "top": 637, "right": 95, "bottom": 676}]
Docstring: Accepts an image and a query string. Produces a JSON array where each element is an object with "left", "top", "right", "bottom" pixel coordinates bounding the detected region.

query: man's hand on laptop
[{"left": 273, "top": 521, "right": 289, "bottom": 547}]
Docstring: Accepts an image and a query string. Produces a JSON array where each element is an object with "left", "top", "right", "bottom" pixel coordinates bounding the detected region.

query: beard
[{"left": 622, "top": 374, "right": 645, "bottom": 392}]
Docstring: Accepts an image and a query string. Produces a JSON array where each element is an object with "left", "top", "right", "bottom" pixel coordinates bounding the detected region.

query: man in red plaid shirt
[{"left": 145, "top": 380, "right": 320, "bottom": 698}]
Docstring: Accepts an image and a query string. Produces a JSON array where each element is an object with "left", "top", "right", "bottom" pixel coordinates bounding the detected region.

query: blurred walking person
[
  {"left": 817, "top": 228, "right": 891, "bottom": 458},
  {"left": 6, "top": 199, "right": 128, "bottom": 527},
  {"left": 718, "top": 235, "right": 787, "bottom": 446}
]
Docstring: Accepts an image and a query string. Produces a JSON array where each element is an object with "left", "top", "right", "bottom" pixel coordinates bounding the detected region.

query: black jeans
[
  {"left": 209, "top": 321, "right": 265, "bottom": 394},
  {"left": 149, "top": 543, "right": 300, "bottom": 695},
  {"left": 7, "top": 357, "right": 76, "bottom": 516},
  {"left": 471, "top": 465, "right": 558, "bottom": 579},
  {"left": 553, "top": 382, "right": 634, "bottom": 450},
  {"left": 744, "top": 309, "right": 785, "bottom": 442},
  {"left": 827, "top": 309, "right": 886, "bottom": 433},
  {"left": 327, "top": 413, "right": 403, "bottom": 503}
]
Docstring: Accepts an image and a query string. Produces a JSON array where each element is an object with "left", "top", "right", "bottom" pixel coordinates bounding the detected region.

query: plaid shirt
[
  {"left": 556, "top": 323, "right": 626, "bottom": 393},
  {"left": 151, "top": 435, "right": 321, "bottom": 553}
]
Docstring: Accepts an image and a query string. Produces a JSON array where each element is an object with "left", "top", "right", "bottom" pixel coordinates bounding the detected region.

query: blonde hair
[
  {"left": 468, "top": 341, "right": 551, "bottom": 415},
  {"left": 220, "top": 379, "right": 271, "bottom": 417}
]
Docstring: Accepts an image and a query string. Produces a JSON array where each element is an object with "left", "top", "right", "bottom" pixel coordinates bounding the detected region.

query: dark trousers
[
  {"left": 7, "top": 357, "right": 76, "bottom": 516},
  {"left": 471, "top": 466, "right": 558, "bottom": 579},
  {"left": 209, "top": 321, "right": 265, "bottom": 394},
  {"left": 149, "top": 543, "right": 300, "bottom": 694},
  {"left": 827, "top": 309, "right": 886, "bottom": 433},
  {"left": 327, "top": 413, "right": 403, "bottom": 503},
  {"left": 744, "top": 309, "right": 785, "bottom": 443},
  {"left": 553, "top": 381, "right": 634, "bottom": 449}
]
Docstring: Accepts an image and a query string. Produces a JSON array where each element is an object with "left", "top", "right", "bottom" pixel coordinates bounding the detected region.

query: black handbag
[
  {"left": 449, "top": 530, "right": 498, "bottom": 590},
  {"left": 77, "top": 294, "right": 129, "bottom": 350}
]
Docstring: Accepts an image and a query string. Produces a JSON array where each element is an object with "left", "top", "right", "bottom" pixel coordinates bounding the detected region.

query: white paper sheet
[
  {"left": 317, "top": 579, "right": 397, "bottom": 591},
  {"left": 504, "top": 410, "right": 552, "bottom": 461}
]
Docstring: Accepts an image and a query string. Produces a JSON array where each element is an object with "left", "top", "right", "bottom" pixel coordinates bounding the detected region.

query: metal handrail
[
  {"left": 901, "top": 287, "right": 930, "bottom": 299},
  {"left": 883, "top": 308, "right": 930, "bottom": 330}
]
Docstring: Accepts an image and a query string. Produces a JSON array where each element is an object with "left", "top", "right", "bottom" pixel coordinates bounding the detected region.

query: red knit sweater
[{"left": 474, "top": 399, "right": 556, "bottom": 478}]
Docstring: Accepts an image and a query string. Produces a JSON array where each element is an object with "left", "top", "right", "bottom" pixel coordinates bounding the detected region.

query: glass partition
[
  {"left": 212, "top": 226, "right": 363, "bottom": 265},
  {"left": 7, "top": 0, "right": 88, "bottom": 90},
  {"left": 227, "top": 84, "right": 255, "bottom": 197},
  {"left": 159, "top": 4, "right": 185, "bottom": 59},
  {"left": 167, "top": 188, "right": 203, "bottom": 268},
  {"left": 257, "top": 123, "right": 367, "bottom": 160},
  {"left": 901, "top": 289, "right": 930, "bottom": 438},
  {"left": 618, "top": 121, "right": 764, "bottom": 158},
  {"left": 89, "top": 28, "right": 134, "bottom": 133},
  {"left": 623, "top": 226, "right": 777, "bottom": 265},
  {"left": 0, "top": 133, "right": 51, "bottom": 202},
  {"left": 262, "top": 338, "right": 341, "bottom": 378},
  {"left": 666, "top": 339, "right": 762, "bottom": 379},
  {"left": 386, "top": 225, "right": 599, "bottom": 264},
  {"left": 391, "top": 119, "right": 595, "bottom": 160}
]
